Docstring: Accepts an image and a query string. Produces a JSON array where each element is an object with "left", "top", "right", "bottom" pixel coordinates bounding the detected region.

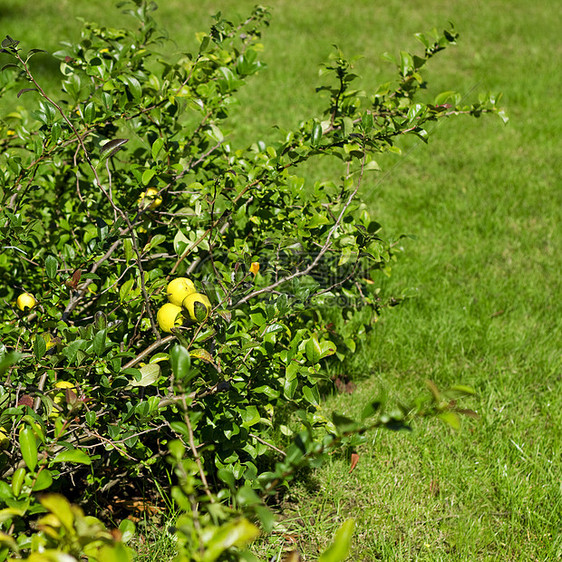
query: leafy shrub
[{"left": 0, "top": 1, "right": 503, "bottom": 559}]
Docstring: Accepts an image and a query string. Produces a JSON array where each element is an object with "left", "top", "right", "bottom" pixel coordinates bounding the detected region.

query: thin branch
[
  {"left": 234, "top": 151, "right": 368, "bottom": 307},
  {"left": 249, "top": 433, "right": 287, "bottom": 457}
]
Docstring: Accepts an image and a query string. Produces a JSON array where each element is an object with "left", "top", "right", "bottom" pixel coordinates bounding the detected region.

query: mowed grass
[{"left": 2, "top": 1, "right": 561, "bottom": 560}]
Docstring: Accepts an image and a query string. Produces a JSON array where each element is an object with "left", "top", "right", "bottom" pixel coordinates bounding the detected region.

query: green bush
[{"left": 0, "top": 1, "right": 503, "bottom": 559}]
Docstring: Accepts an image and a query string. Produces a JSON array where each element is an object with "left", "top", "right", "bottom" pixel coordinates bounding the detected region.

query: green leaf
[
  {"left": 414, "top": 32, "right": 430, "bottom": 49},
  {"left": 207, "top": 123, "right": 224, "bottom": 143},
  {"left": 39, "top": 494, "right": 74, "bottom": 532},
  {"left": 32, "top": 469, "right": 53, "bottom": 492},
  {"left": 173, "top": 229, "right": 190, "bottom": 256},
  {"left": 26, "top": 48, "right": 48, "bottom": 58},
  {"left": 119, "top": 518, "right": 136, "bottom": 543},
  {"left": 0, "top": 531, "right": 18, "bottom": 553},
  {"left": 363, "top": 160, "right": 380, "bottom": 172},
  {"left": 240, "top": 406, "right": 260, "bottom": 428},
  {"left": 19, "top": 426, "right": 38, "bottom": 472},
  {"left": 11, "top": 468, "right": 26, "bottom": 497},
  {"left": 151, "top": 137, "right": 164, "bottom": 161},
  {"left": 361, "top": 400, "right": 383, "bottom": 420},
  {"left": 45, "top": 254, "right": 58, "bottom": 278},
  {"left": 52, "top": 449, "right": 92, "bottom": 465},
  {"left": 120, "top": 278, "right": 135, "bottom": 302},
  {"left": 50, "top": 122, "right": 62, "bottom": 145},
  {"left": 204, "top": 518, "right": 260, "bottom": 561},
  {"left": 98, "top": 542, "right": 133, "bottom": 562},
  {"left": 434, "top": 90, "right": 460, "bottom": 106},
  {"left": 305, "top": 334, "right": 322, "bottom": 364},
  {"left": 302, "top": 385, "right": 320, "bottom": 407},
  {"left": 92, "top": 329, "right": 107, "bottom": 356},
  {"left": 311, "top": 121, "right": 322, "bottom": 146},
  {"left": 319, "top": 339, "right": 336, "bottom": 359},
  {"left": 62, "top": 339, "right": 87, "bottom": 365},
  {"left": 498, "top": 108, "right": 509, "bottom": 124},
  {"left": 100, "top": 138, "right": 129, "bottom": 160},
  {"left": 0, "top": 351, "right": 21, "bottom": 376},
  {"left": 86, "top": 411, "right": 96, "bottom": 427},
  {"left": 189, "top": 348, "right": 214, "bottom": 364},
  {"left": 400, "top": 50, "right": 414, "bottom": 76},
  {"left": 218, "top": 468, "right": 236, "bottom": 490},
  {"left": 250, "top": 308, "right": 266, "bottom": 327},
  {"left": 342, "top": 116, "right": 354, "bottom": 137},
  {"left": 332, "top": 413, "right": 359, "bottom": 434},
  {"left": 438, "top": 411, "right": 461, "bottom": 431},
  {"left": 142, "top": 168, "right": 156, "bottom": 186},
  {"left": 144, "top": 234, "right": 166, "bottom": 252},
  {"left": 448, "top": 384, "right": 476, "bottom": 396},
  {"left": 123, "top": 238, "right": 133, "bottom": 263},
  {"left": 318, "top": 519, "right": 356, "bottom": 562},
  {"left": 130, "top": 363, "right": 160, "bottom": 387},
  {"left": 170, "top": 344, "right": 194, "bottom": 383},
  {"left": 284, "top": 376, "right": 298, "bottom": 400},
  {"left": 120, "top": 75, "right": 142, "bottom": 100},
  {"left": 0, "top": 507, "right": 25, "bottom": 525},
  {"left": 1, "top": 35, "right": 19, "bottom": 49},
  {"left": 34, "top": 334, "right": 47, "bottom": 361},
  {"left": 84, "top": 101, "right": 96, "bottom": 122},
  {"left": 199, "top": 34, "right": 211, "bottom": 54}
]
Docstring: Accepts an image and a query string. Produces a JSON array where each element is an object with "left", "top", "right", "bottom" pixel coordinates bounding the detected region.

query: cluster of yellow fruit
[
  {"left": 138, "top": 187, "right": 162, "bottom": 210},
  {"left": 157, "top": 277, "right": 212, "bottom": 333}
]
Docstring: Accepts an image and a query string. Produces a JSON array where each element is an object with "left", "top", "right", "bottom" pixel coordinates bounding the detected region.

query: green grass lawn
[{"left": 2, "top": 1, "right": 560, "bottom": 560}]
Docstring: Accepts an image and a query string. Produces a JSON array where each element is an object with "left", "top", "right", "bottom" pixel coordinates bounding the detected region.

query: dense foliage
[{"left": 0, "top": 2, "right": 503, "bottom": 559}]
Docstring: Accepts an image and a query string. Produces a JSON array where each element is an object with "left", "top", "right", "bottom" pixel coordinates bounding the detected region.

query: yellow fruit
[
  {"left": 157, "top": 303, "right": 184, "bottom": 333},
  {"left": 0, "top": 428, "right": 9, "bottom": 449},
  {"left": 138, "top": 187, "right": 162, "bottom": 210},
  {"left": 16, "top": 292, "right": 36, "bottom": 311},
  {"left": 42, "top": 333, "right": 56, "bottom": 350},
  {"left": 51, "top": 381, "right": 75, "bottom": 418},
  {"left": 182, "top": 292, "right": 211, "bottom": 323},
  {"left": 166, "top": 277, "right": 196, "bottom": 306},
  {"left": 55, "top": 381, "right": 75, "bottom": 390},
  {"left": 250, "top": 261, "right": 260, "bottom": 275}
]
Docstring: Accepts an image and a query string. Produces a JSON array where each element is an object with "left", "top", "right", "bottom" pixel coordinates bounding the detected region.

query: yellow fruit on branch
[
  {"left": 138, "top": 187, "right": 162, "bottom": 210},
  {"left": 55, "top": 381, "right": 75, "bottom": 390},
  {"left": 166, "top": 277, "right": 196, "bottom": 306},
  {"left": 50, "top": 381, "right": 76, "bottom": 418},
  {"left": 157, "top": 302, "right": 185, "bottom": 333},
  {"left": 42, "top": 332, "right": 61, "bottom": 351},
  {"left": 182, "top": 292, "right": 211, "bottom": 323},
  {"left": 16, "top": 292, "right": 37, "bottom": 311},
  {"left": 250, "top": 261, "right": 260, "bottom": 275},
  {"left": 0, "top": 428, "right": 10, "bottom": 449}
]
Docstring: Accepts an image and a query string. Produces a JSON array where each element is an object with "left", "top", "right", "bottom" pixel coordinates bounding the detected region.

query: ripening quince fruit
[
  {"left": 16, "top": 292, "right": 36, "bottom": 311},
  {"left": 182, "top": 292, "right": 211, "bottom": 323},
  {"left": 42, "top": 332, "right": 61, "bottom": 351},
  {"left": 0, "top": 428, "right": 10, "bottom": 449},
  {"left": 157, "top": 302, "right": 185, "bottom": 333},
  {"left": 51, "top": 381, "right": 76, "bottom": 418},
  {"left": 55, "top": 380, "right": 75, "bottom": 391},
  {"left": 138, "top": 187, "right": 162, "bottom": 210},
  {"left": 166, "top": 277, "right": 196, "bottom": 307}
]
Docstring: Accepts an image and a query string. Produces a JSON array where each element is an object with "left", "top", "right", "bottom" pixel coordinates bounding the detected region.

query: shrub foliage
[{"left": 0, "top": 2, "right": 503, "bottom": 559}]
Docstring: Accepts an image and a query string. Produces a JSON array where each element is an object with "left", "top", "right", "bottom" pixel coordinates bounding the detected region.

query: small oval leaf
[
  {"left": 52, "top": 449, "right": 92, "bottom": 465},
  {"left": 19, "top": 426, "right": 38, "bottom": 472}
]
